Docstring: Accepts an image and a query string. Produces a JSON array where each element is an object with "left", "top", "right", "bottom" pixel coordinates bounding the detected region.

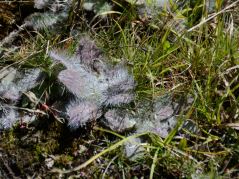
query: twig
[{"left": 187, "top": 0, "right": 239, "bottom": 32}]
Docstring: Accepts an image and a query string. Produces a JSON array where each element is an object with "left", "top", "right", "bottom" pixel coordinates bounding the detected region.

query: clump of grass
[{"left": 69, "top": 1, "right": 239, "bottom": 178}]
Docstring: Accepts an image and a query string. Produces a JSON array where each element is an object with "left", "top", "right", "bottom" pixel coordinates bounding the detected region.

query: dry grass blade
[
  {"left": 51, "top": 132, "right": 148, "bottom": 174},
  {"left": 187, "top": 0, "right": 239, "bottom": 32},
  {"left": 226, "top": 123, "right": 239, "bottom": 130}
]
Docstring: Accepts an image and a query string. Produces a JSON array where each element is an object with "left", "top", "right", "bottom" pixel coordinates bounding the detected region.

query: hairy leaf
[
  {"left": 49, "top": 36, "right": 135, "bottom": 129},
  {"left": 66, "top": 100, "right": 102, "bottom": 129}
]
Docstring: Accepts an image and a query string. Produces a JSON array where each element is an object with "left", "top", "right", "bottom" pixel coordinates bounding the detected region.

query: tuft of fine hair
[
  {"left": 0, "top": 68, "right": 42, "bottom": 103},
  {"left": 77, "top": 36, "right": 103, "bottom": 63},
  {"left": 57, "top": 69, "right": 107, "bottom": 104},
  {"left": 103, "top": 63, "right": 135, "bottom": 106},
  {"left": 76, "top": 35, "right": 108, "bottom": 74},
  {"left": 34, "top": 0, "right": 52, "bottom": 9},
  {"left": 104, "top": 93, "right": 135, "bottom": 106},
  {"left": 24, "top": 11, "right": 69, "bottom": 30},
  {"left": 103, "top": 109, "right": 136, "bottom": 133},
  {"left": 49, "top": 50, "right": 82, "bottom": 70},
  {"left": 49, "top": 36, "right": 136, "bottom": 129},
  {"left": 66, "top": 100, "right": 102, "bottom": 130},
  {"left": 0, "top": 104, "right": 18, "bottom": 130}
]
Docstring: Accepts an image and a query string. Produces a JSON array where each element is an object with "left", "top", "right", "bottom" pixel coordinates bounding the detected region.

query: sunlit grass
[{"left": 87, "top": 1, "right": 239, "bottom": 177}]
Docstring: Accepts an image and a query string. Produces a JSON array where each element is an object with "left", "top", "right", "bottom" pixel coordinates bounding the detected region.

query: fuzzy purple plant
[
  {"left": 66, "top": 100, "right": 102, "bottom": 129},
  {"left": 103, "top": 109, "right": 136, "bottom": 133},
  {"left": 77, "top": 36, "right": 103, "bottom": 66},
  {"left": 0, "top": 104, "right": 18, "bottom": 130},
  {"left": 0, "top": 68, "right": 42, "bottom": 103},
  {"left": 103, "top": 63, "right": 135, "bottom": 106},
  {"left": 49, "top": 36, "right": 135, "bottom": 129},
  {"left": 0, "top": 68, "right": 42, "bottom": 130}
]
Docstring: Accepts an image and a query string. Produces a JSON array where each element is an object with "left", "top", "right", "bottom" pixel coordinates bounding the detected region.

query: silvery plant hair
[{"left": 48, "top": 36, "right": 135, "bottom": 129}]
